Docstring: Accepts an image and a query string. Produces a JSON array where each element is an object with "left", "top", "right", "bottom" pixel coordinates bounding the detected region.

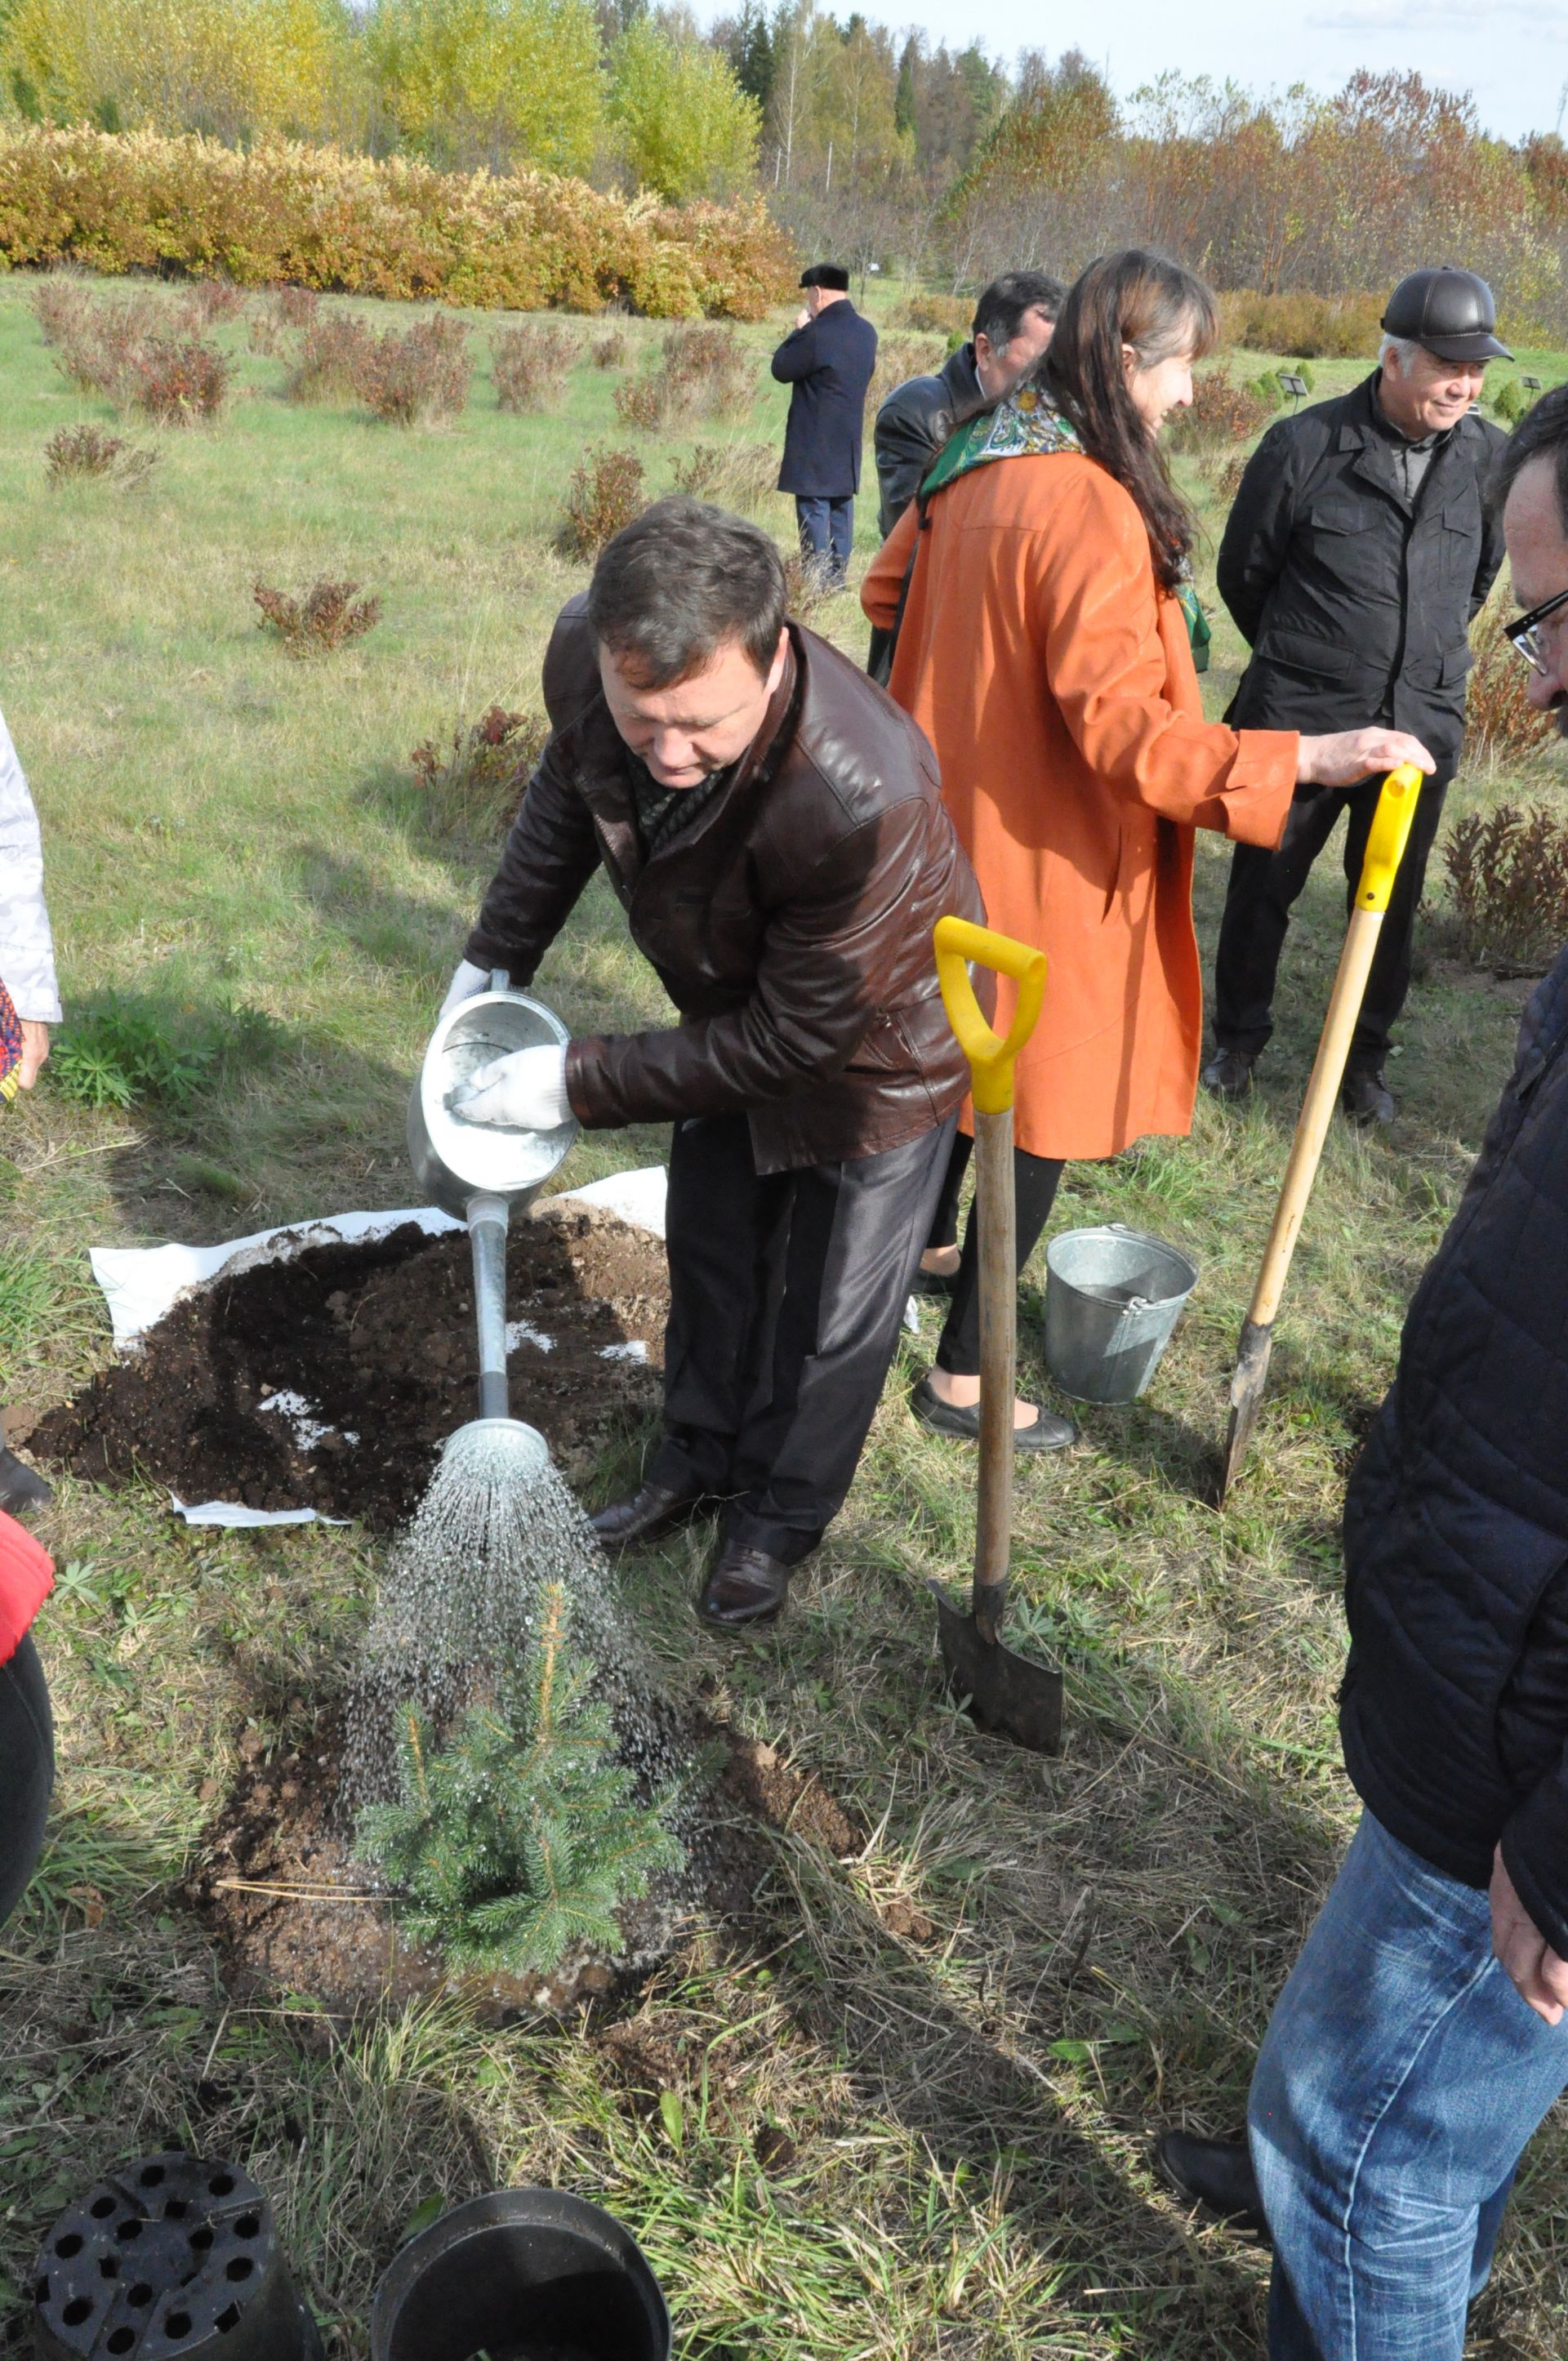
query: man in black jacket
[
  {"left": 1156, "top": 392, "right": 1568, "bottom": 2361},
  {"left": 1204, "top": 268, "right": 1509, "bottom": 1124},
  {"left": 872, "top": 270, "right": 1065, "bottom": 539},
  {"left": 439, "top": 500, "right": 981, "bottom": 1632},
  {"left": 866, "top": 270, "right": 1063, "bottom": 682},
  {"left": 771, "top": 263, "right": 878, "bottom": 590}
]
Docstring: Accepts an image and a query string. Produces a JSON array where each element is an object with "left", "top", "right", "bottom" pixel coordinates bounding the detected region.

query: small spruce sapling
[{"left": 355, "top": 1584, "right": 683, "bottom": 1977}]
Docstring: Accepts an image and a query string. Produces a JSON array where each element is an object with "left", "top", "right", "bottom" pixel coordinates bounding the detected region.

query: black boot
[
  {"left": 1200, "top": 1046, "right": 1258, "bottom": 1102},
  {"left": 1152, "top": 2129, "right": 1270, "bottom": 2241},
  {"left": 1341, "top": 1064, "right": 1396, "bottom": 1126},
  {"left": 0, "top": 1446, "right": 53, "bottom": 1519}
]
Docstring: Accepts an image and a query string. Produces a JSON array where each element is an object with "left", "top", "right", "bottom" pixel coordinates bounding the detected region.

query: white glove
[
  {"left": 448, "top": 1044, "right": 571, "bottom": 1130},
  {"left": 439, "top": 958, "right": 491, "bottom": 1018}
]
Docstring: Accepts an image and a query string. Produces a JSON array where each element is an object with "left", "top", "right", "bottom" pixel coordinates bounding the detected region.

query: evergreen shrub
[{"left": 355, "top": 1585, "right": 684, "bottom": 1979}]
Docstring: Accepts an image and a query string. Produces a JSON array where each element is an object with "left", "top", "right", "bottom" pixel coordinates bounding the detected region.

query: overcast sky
[{"left": 866, "top": 1, "right": 1566, "bottom": 145}]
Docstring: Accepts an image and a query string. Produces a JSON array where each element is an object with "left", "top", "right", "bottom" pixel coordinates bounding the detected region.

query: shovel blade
[
  {"left": 1218, "top": 1317, "right": 1275, "bottom": 1503},
  {"left": 929, "top": 1580, "right": 1064, "bottom": 1755}
]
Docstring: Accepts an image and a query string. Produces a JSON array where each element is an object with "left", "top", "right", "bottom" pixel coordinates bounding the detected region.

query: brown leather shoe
[
  {"left": 697, "top": 1542, "right": 791, "bottom": 1629},
  {"left": 590, "top": 1481, "right": 709, "bottom": 1553}
]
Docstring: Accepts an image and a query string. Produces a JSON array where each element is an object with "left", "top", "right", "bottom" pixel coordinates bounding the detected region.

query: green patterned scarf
[{"left": 915, "top": 386, "right": 1209, "bottom": 670}]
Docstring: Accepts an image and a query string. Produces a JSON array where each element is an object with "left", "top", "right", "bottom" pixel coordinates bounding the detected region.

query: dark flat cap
[
  {"left": 1383, "top": 267, "right": 1512, "bottom": 363},
  {"left": 800, "top": 263, "right": 850, "bottom": 292}
]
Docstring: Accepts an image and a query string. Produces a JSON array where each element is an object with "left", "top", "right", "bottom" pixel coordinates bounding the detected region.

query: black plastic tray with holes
[{"left": 33, "top": 2150, "right": 323, "bottom": 2360}]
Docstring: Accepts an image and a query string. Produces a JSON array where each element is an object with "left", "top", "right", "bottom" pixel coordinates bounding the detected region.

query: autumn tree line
[{"left": 4, "top": 0, "right": 1568, "bottom": 327}]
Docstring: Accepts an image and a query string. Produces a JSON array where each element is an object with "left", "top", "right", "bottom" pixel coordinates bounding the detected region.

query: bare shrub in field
[
  {"left": 127, "top": 335, "right": 230, "bottom": 423},
  {"left": 354, "top": 315, "right": 472, "bottom": 424},
  {"left": 178, "top": 278, "right": 243, "bottom": 327},
  {"left": 32, "top": 283, "right": 229, "bottom": 421},
  {"left": 29, "top": 272, "right": 94, "bottom": 357},
  {"left": 781, "top": 548, "right": 840, "bottom": 622},
  {"left": 1218, "top": 289, "right": 1383, "bottom": 359},
  {"left": 671, "top": 442, "right": 777, "bottom": 509},
  {"left": 662, "top": 323, "right": 752, "bottom": 416},
  {"left": 591, "top": 328, "right": 628, "bottom": 369},
  {"left": 898, "top": 295, "right": 969, "bottom": 336},
  {"left": 614, "top": 325, "right": 753, "bottom": 430},
  {"left": 1443, "top": 803, "right": 1568, "bottom": 973},
  {"left": 559, "top": 445, "right": 645, "bottom": 559},
  {"left": 866, "top": 334, "right": 945, "bottom": 416},
  {"left": 491, "top": 322, "right": 577, "bottom": 413},
  {"left": 1214, "top": 448, "right": 1251, "bottom": 506},
  {"left": 285, "top": 311, "right": 372, "bottom": 401},
  {"left": 1465, "top": 592, "right": 1559, "bottom": 768},
  {"left": 44, "top": 425, "right": 158, "bottom": 488},
  {"left": 411, "top": 705, "right": 549, "bottom": 840},
  {"left": 612, "top": 376, "right": 662, "bottom": 430},
  {"left": 248, "top": 285, "right": 318, "bottom": 356},
  {"left": 1165, "top": 371, "right": 1272, "bottom": 459},
  {"left": 253, "top": 577, "right": 382, "bottom": 657}
]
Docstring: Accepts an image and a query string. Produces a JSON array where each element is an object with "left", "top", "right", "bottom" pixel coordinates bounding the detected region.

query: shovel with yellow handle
[
  {"left": 929, "top": 916, "right": 1063, "bottom": 1754},
  {"left": 1218, "top": 764, "right": 1425, "bottom": 1503}
]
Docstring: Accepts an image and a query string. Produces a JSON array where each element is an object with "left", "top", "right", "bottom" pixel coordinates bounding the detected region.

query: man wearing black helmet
[{"left": 1203, "top": 267, "right": 1509, "bottom": 1124}]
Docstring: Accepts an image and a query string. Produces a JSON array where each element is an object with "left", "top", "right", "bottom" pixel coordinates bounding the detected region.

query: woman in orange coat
[{"left": 862, "top": 251, "right": 1432, "bottom": 1444}]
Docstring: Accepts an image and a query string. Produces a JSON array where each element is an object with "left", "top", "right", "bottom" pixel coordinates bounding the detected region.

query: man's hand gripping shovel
[
  {"left": 928, "top": 917, "right": 1063, "bottom": 1754},
  {"left": 1218, "top": 765, "right": 1425, "bottom": 1503}
]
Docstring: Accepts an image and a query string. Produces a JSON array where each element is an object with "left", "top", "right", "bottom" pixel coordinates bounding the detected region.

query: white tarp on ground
[{"left": 82, "top": 1169, "right": 668, "bottom": 1527}]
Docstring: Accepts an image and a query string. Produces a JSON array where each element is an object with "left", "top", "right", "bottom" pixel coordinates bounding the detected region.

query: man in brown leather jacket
[{"left": 441, "top": 497, "right": 982, "bottom": 1629}]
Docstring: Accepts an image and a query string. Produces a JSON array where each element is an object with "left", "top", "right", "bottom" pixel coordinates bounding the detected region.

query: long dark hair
[{"left": 1042, "top": 250, "right": 1218, "bottom": 592}]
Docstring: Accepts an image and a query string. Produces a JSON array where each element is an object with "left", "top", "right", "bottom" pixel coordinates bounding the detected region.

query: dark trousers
[
  {"left": 652, "top": 1109, "right": 956, "bottom": 1563},
  {"left": 0, "top": 1635, "right": 53, "bottom": 1930},
  {"left": 1213, "top": 768, "right": 1451, "bottom": 1067},
  {"left": 795, "top": 496, "right": 853, "bottom": 586},
  {"left": 929, "top": 1131, "right": 1066, "bottom": 1377}
]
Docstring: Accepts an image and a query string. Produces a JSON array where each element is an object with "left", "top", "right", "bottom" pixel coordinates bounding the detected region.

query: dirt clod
[{"left": 37, "top": 1202, "right": 667, "bottom": 1527}]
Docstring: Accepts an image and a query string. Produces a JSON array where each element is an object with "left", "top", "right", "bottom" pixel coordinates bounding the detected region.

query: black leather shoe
[
  {"left": 1341, "top": 1065, "right": 1396, "bottom": 1126},
  {"left": 698, "top": 1543, "right": 791, "bottom": 1629},
  {"left": 0, "top": 1446, "right": 53, "bottom": 1518},
  {"left": 1200, "top": 1046, "right": 1257, "bottom": 1101},
  {"left": 590, "top": 1481, "right": 708, "bottom": 1553},
  {"left": 910, "top": 1375, "right": 1076, "bottom": 1452},
  {"left": 1153, "top": 2130, "right": 1270, "bottom": 2243}
]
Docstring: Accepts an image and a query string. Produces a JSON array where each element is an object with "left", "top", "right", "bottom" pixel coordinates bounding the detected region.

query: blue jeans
[
  {"left": 795, "top": 496, "right": 853, "bottom": 584},
  {"left": 1249, "top": 1810, "right": 1568, "bottom": 2359}
]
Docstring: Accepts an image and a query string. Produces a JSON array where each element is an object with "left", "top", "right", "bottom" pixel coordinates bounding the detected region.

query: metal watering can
[{"left": 407, "top": 972, "right": 577, "bottom": 1449}]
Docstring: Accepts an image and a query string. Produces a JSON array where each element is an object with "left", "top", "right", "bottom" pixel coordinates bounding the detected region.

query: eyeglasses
[{"left": 1501, "top": 584, "right": 1568, "bottom": 673}]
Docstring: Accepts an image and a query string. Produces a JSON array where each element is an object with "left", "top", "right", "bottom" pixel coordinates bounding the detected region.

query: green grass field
[{"left": 2, "top": 274, "right": 1566, "bottom": 2357}]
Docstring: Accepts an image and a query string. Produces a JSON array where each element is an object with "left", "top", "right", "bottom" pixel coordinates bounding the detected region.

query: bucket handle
[{"left": 933, "top": 917, "right": 1048, "bottom": 1114}]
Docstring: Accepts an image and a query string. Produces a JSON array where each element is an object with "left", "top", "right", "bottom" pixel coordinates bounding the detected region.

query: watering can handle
[
  {"left": 1353, "top": 765, "right": 1424, "bottom": 913},
  {"left": 933, "top": 918, "right": 1049, "bottom": 1113}
]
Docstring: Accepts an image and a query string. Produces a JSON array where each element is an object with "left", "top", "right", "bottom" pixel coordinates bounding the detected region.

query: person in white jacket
[{"left": 0, "top": 705, "right": 60, "bottom": 1517}]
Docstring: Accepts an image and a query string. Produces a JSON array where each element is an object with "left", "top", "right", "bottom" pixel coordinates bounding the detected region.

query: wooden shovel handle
[
  {"left": 933, "top": 918, "right": 1049, "bottom": 1642},
  {"left": 1245, "top": 766, "right": 1423, "bottom": 1330}
]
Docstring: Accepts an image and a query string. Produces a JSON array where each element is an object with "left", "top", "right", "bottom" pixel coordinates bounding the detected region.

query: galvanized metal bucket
[{"left": 1044, "top": 1223, "right": 1198, "bottom": 1405}]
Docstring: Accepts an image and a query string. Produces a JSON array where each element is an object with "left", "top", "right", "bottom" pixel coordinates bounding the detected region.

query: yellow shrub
[{"left": 0, "top": 126, "right": 795, "bottom": 318}]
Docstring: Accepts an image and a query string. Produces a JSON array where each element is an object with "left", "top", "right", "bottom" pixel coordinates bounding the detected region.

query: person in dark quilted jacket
[{"left": 1155, "top": 383, "right": 1568, "bottom": 2359}]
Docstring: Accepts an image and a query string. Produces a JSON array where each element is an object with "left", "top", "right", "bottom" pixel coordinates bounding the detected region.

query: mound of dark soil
[
  {"left": 189, "top": 1706, "right": 862, "bottom": 2024},
  {"left": 36, "top": 1203, "right": 667, "bottom": 1528}
]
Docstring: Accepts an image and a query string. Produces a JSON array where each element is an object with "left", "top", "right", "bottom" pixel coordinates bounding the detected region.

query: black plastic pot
[
  {"left": 33, "top": 2152, "right": 322, "bottom": 2361},
  {"left": 371, "top": 2189, "right": 670, "bottom": 2361}
]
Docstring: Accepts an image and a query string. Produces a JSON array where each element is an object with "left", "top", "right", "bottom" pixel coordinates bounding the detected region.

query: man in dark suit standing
[{"left": 771, "top": 263, "right": 878, "bottom": 590}]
